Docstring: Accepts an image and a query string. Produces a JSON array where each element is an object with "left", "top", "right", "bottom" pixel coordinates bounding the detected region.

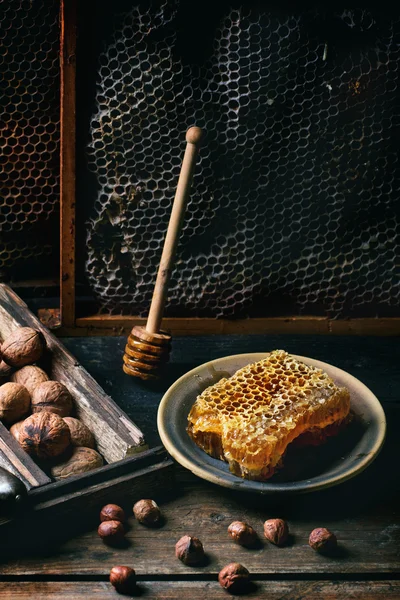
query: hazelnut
[
  {"left": 11, "top": 365, "right": 49, "bottom": 395},
  {"left": 63, "top": 417, "right": 95, "bottom": 448},
  {"left": 109, "top": 566, "right": 136, "bottom": 595},
  {"left": 228, "top": 521, "right": 258, "bottom": 547},
  {"left": 175, "top": 535, "right": 205, "bottom": 566},
  {"left": 9, "top": 419, "right": 25, "bottom": 443},
  {"left": 98, "top": 520, "right": 125, "bottom": 544},
  {"left": 309, "top": 528, "right": 337, "bottom": 553},
  {"left": 133, "top": 498, "right": 161, "bottom": 526},
  {"left": 19, "top": 412, "right": 71, "bottom": 460},
  {"left": 0, "top": 382, "right": 30, "bottom": 425},
  {"left": 263, "top": 518, "right": 289, "bottom": 546},
  {"left": 100, "top": 503, "right": 126, "bottom": 523},
  {"left": 51, "top": 447, "right": 103, "bottom": 479},
  {"left": 218, "top": 562, "right": 250, "bottom": 593},
  {"left": 1, "top": 327, "right": 45, "bottom": 368},
  {"left": 31, "top": 381, "right": 73, "bottom": 417}
]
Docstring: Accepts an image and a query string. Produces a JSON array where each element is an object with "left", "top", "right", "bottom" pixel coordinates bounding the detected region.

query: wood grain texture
[
  {"left": 60, "top": 0, "right": 77, "bottom": 328},
  {"left": 0, "top": 422, "right": 50, "bottom": 490},
  {"left": 74, "top": 315, "right": 400, "bottom": 336},
  {"left": 0, "top": 581, "right": 399, "bottom": 599},
  {"left": 0, "top": 285, "right": 146, "bottom": 461}
]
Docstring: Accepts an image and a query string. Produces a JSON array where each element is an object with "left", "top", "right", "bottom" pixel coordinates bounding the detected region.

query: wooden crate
[{"left": 0, "top": 284, "right": 174, "bottom": 543}]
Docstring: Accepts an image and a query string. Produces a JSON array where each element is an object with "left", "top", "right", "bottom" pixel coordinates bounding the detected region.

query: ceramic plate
[{"left": 157, "top": 353, "right": 386, "bottom": 494}]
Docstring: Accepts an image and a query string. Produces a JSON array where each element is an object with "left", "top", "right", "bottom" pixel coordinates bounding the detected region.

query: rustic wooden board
[
  {"left": 0, "top": 284, "right": 146, "bottom": 463},
  {"left": 0, "top": 580, "right": 399, "bottom": 599}
]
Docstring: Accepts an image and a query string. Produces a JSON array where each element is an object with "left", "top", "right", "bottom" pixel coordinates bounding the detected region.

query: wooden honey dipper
[{"left": 123, "top": 126, "right": 203, "bottom": 380}]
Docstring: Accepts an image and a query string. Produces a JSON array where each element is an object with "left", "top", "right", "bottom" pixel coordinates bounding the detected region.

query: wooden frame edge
[
  {"left": 53, "top": 316, "right": 400, "bottom": 336},
  {"left": 60, "top": 0, "right": 77, "bottom": 328}
]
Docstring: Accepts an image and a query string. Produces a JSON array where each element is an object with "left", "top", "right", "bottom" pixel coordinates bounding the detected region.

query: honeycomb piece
[
  {"left": 81, "top": 4, "right": 399, "bottom": 318},
  {"left": 187, "top": 350, "right": 350, "bottom": 481},
  {"left": 0, "top": 0, "right": 60, "bottom": 278}
]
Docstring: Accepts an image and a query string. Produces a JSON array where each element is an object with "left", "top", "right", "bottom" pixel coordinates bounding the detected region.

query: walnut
[
  {"left": 228, "top": 521, "right": 258, "bottom": 547},
  {"left": 175, "top": 535, "right": 205, "bottom": 566},
  {"left": 11, "top": 365, "right": 49, "bottom": 395},
  {"left": 63, "top": 417, "right": 95, "bottom": 448},
  {"left": 0, "top": 382, "right": 30, "bottom": 425},
  {"left": 133, "top": 499, "right": 161, "bottom": 526},
  {"left": 19, "top": 412, "right": 71, "bottom": 460},
  {"left": 263, "top": 518, "right": 289, "bottom": 546},
  {"left": 0, "top": 361, "right": 13, "bottom": 379},
  {"left": 218, "top": 563, "right": 250, "bottom": 593},
  {"left": 309, "top": 528, "right": 337, "bottom": 553},
  {"left": 9, "top": 420, "right": 25, "bottom": 443},
  {"left": 1, "top": 327, "right": 45, "bottom": 368},
  {"left": 51, "top": 447, "right": 103, "bottom": 480},
  {"left": 31, "top": 381, "right": 73, "bottom": 417}
]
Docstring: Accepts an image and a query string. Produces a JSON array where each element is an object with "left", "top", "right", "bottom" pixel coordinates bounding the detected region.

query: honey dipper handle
[{"left": 146, "top": 126, "right": 203, "bottom": 335}]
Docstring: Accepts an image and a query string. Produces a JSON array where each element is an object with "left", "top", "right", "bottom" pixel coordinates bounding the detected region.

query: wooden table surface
[{"left": 0, "top": 335, "right": 399, "bottom": 599}]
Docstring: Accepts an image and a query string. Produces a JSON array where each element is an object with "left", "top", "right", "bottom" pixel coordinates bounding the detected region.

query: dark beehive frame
[{"left": 42, "top": 2, "right": 400, "bottom": 335}]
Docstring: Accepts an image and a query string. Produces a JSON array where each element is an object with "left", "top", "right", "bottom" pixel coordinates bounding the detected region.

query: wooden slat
[
  {"left": 0, "top": 422, "right": 51, "bottom": 490},
  {"left": 0, "top": 285, "right": 146, "bottom": 462},
  {"left": 72, "top": 315, "right": 400, "bottom": 337},
  {"left": 0, "top": 581, "right": 398, "bottom": 600},
  {"left": 60, "top": 0, "right": 77, "bottom": 328}
]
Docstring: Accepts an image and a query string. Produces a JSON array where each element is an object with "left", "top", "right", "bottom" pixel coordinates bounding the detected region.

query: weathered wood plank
[
  {"left": 0, "top": 580, "right": 398, "bottom": 599},
  {"left": 0, "top": 285, "right": 146, "bottom": 462},
  {"left": 0, "top": 422, "right": 50, "bottom": 490},
  {"left": 74, "top": 315, "right": 400, "bottom": 336},
  {"left": 60, "top": 0, "right": 77, "bottom": 328}
]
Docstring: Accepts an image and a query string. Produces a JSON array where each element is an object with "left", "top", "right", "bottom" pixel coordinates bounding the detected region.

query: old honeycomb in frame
[
  {"left": 79, "top": 2, "right": 399, "bottom": 319},
  {"left": 0, "top": 0, "right": 60, "bottom": 279}
]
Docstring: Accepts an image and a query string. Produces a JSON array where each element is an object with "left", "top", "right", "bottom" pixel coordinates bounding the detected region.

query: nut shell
[
  {"left": 133, "top": 498, "right": 161, "bottom": 526},
  {"left": 0, "top": 382, "right": 30, "bottom": 425},
  {"left": 175, "top": 535, "right": 205, "bottom": 566},
  {"left": 263, "top": 518, "right": 289, "bottom": 546},
  {"left": 19, "top": 411, "right": 71, "bottom": 460},
  {"left": 31, "top": 381, "right": 73, "bottom": 417},
  {"left": 309, "top": 528, "right": 337, "bottom": 553},
  {"left": 63, "top": 417, "right": 95, "bottom": 448},
  {"left": 51, "top": 447, "right": 103, "bottom": 480},
  {"left": 9, "top": 419, "right": 25, "bottom": 443},
  {"left": 98, "top": 520, "right": 125, "bottom": 544},
  {"left": 228, "top": 521, "right": 258, "bottom": 547},
  {"left": 1, "top": 327, "right": 45, "bottom": 368},
  {"left": 100, "top": 504, "right": 126, "bottom": 523},
  {"left": 11, "top": 365, "right": 49, "bottom": 395},
  {"left": 109, "top": 566, "right": 136, "bottom": 594},
  {"left": 218, "top": 562, "right": 250, "bottom": 593}
]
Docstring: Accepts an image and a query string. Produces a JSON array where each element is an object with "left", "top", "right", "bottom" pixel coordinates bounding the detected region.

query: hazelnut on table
[
  {"left": 228, "top": 520, "right": 258, "bottom": 547},
  {"left": 1, "top": 327, "right": 45, "bottom": 368},
  {"left": 309, "top": 527, "right": 337, "bottom": 553},
  {"left": 100, "top": 503, "right": 126, "bottom": 523},
  {"left": 133, "top": 499, "right": 161, "bottom": 526},
  {"left": 0, "top": 382, "right": 30, "bottom": 425},
  {"left": 98, "top": 520, "right": 125, "bottom": 545},
  {"left": 109, "top": 566, "right": 136, "bottom": 595},
  {"left": 175, "top": 535, "right": 205, "bottom": 566},
  {"left": 218, "top": 562, "right": 250, "bottom": 593},
  {"left": 263, "top": 518, "right": 289, "bottom": 546}
]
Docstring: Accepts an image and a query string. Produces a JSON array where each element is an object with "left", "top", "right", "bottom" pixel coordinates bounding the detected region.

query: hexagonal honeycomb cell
[
  {"left": 0, "top": 0, "right": 59, "bottom": 277},
  {"left": 81, "top": 3, "right": 399, "bottom": 317},
  {"left": 187, "top": 350, "right": 351, "bottom": 480}
]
